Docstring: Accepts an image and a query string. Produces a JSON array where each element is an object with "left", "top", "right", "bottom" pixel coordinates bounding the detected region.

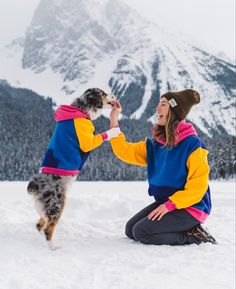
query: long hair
[{"left": 152, "top": 109, "right": 180, "bottom": 147}]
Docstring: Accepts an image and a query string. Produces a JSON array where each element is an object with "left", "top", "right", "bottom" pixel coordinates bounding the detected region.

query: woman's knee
[
  {"left": 132, "top": 221, "right": 148, "bottom": 242},
  {"left": 132, "top": 223, "right": 167, "bottom": 245},
  {"left": 125, "top": 219, "right": 135, "bottom": 240}
]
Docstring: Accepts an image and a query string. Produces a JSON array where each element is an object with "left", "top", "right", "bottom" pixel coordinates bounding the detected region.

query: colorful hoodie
[
  {"left": 110, "top": 120, "right": 211, "bottom": 222},
  {"left": 40, "top": 105, "right": 107, "bottom": 176}
]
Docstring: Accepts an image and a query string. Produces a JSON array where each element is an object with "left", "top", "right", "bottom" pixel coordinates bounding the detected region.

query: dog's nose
[{"left": 108, "top": 93, "right": 116, "bottom": 100}]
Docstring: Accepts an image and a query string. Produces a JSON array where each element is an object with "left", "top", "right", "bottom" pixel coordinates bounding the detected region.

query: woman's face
[{"left": 156, "top": 97, "right": 170, "bottom": 126}]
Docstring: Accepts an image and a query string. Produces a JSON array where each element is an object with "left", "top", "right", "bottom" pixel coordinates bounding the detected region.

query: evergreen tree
[{"left": 0, "top": 81, "right": 235, "bottom": 181}]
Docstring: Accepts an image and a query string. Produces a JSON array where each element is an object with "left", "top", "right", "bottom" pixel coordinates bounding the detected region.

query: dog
[{"left": 27, "top": 88, "right": 118, "bottom": 248}]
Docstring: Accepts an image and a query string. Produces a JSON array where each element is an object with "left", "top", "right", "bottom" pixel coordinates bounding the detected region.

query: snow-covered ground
[{"left": 0, "top": 181, "right": 235, "bottom": 289}]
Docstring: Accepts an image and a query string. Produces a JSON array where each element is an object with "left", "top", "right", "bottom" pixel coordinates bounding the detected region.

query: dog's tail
[{"left": 27, "top": 180, "right": 39, "bottom": 194}]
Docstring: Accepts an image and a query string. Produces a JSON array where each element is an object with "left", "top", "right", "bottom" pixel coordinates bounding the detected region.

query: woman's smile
[{"left": 156, "top": 97, "right": 170, "bottom": 126}]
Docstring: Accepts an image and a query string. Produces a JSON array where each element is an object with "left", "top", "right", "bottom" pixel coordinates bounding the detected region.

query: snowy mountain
[{"left": 0, "top": 0, "right": 235, "bottom": 137}]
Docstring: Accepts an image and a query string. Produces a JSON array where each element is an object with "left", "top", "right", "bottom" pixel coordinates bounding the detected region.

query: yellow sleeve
[
  {"left": 110, "top": 133, "right": 147, "bottom": 166},
  {"left": 169, "top": 147, "right": 210, "bottom": 209},
  {"left": 74, "top": 118, "right": 103, "bottom": 152}
]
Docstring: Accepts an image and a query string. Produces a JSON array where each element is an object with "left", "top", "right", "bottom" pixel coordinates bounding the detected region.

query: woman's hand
[
  {"left": 148, "top": 204, "right": 169, "bottom": 221},
  {"left": 110, "top": 100, "right": 122, "bottom": 128}
]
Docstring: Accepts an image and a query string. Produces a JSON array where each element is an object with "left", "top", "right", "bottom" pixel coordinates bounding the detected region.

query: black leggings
[{"left": 125, "top": 201, "right": 200, "bottom": 245}]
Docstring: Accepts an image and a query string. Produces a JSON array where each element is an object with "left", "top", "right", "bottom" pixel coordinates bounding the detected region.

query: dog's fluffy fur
[{"left": 27, "top": 88, "right": 115, "bottom": 245}]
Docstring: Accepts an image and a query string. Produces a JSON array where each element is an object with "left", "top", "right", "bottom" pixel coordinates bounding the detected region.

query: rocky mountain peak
[{"left": 4, "top": 0, "right": 236, "bottom": 137}]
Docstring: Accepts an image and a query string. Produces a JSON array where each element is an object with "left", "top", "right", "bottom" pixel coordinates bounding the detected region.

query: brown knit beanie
[{"left": 161, "top": 89, "right": 200, "bottom": 120}]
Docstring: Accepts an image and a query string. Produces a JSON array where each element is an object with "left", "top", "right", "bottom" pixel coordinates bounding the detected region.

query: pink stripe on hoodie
[
  {"left": 164, "top": 200, "right": 208, "bottom": 222},
  {"left": 54, "top": 105, "right": 90, "bottom": 122},
  {"left": 156, "top": 120, "right": 198, "bottom": 145},
  {"left": 41, "top": 167, "right": 80, "bottom": 176}
]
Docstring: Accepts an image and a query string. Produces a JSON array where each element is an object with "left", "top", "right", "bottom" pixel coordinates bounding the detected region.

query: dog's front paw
[{"left": 104, "top": 127, "right": 121, "bottom": 141}]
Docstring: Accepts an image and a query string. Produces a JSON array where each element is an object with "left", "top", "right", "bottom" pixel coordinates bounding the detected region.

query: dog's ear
[
  {"left": 70, "top": 98, "right": 86, "bottom": 109},
  {"left": 85, "top": 95, "right": 103, "bottom": 109},
  {"left": 84, "top": 88, "right": 105, "bottom": 109}
]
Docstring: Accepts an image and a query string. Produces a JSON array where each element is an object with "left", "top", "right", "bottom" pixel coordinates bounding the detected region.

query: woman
[{"left": 110, "top": 89, "right": 216, "bottom": 245}]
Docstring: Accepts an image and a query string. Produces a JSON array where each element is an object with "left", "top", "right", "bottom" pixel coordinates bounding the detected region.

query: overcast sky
[{"left": 0, "top": 0, "right": 235, "bottom": 60}]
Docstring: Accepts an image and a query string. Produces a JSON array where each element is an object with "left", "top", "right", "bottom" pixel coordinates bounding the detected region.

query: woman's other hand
[{"left": 148, "top": 204, "right": 169, "bottom": 221}]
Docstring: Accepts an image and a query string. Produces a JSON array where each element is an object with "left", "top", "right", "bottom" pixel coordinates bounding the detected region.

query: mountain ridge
[{"left": 0, "top": 0, "right": 235, "bottom": 138}]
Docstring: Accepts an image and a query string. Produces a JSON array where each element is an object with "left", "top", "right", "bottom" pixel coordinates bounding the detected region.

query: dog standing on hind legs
[
  {"left": 27, "top": 174, "right": 74, "bottom": 249},
  {"left": 27, "top": 88, "right": 120, "bottom": 249}
]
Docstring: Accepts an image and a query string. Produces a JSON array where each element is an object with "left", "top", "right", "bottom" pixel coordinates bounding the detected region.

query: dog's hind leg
[
  {"left": 43, "top": 182, "right": 67, "bottom": 250},
  {"left": 44, "top": 219, "right": 58, "bottom": 241},
  {"left": 36, "top": 217, "right": 46, "bottom": 232},
  {"left": 44, "top": 190, "right": 66, "bottom": 241},
  {"left": 44, "top": 219, "right": 60, "bottom": 250}
]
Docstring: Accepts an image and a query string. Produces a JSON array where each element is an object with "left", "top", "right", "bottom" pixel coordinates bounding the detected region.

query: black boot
[{"left": 186, "top": 224, "right": 217, "bottom": 244}]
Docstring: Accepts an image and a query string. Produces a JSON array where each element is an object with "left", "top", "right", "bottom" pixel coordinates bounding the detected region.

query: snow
[
  {"left": 130, "top": 58, "right": 155, "bottom": 119},
  {"left": 0, "top": 181, "right": 235, "bottom": 289}
]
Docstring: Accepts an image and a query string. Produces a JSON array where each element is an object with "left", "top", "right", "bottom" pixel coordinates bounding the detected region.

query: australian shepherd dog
[{"left": 27, "top": 88, "right": 116, "bottom": 249}]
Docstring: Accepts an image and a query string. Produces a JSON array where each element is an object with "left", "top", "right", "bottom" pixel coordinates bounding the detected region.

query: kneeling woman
[{"left": 110, "top": 89, "right": 216, "bottom": 245}]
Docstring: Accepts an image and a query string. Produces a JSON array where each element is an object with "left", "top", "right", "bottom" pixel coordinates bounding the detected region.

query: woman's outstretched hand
[
  {"left": 148, "top": 204, "right": 169, "bottom": 221},
  {"left": 110, "top": 100, "right": 122, "bottom": 128}
]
